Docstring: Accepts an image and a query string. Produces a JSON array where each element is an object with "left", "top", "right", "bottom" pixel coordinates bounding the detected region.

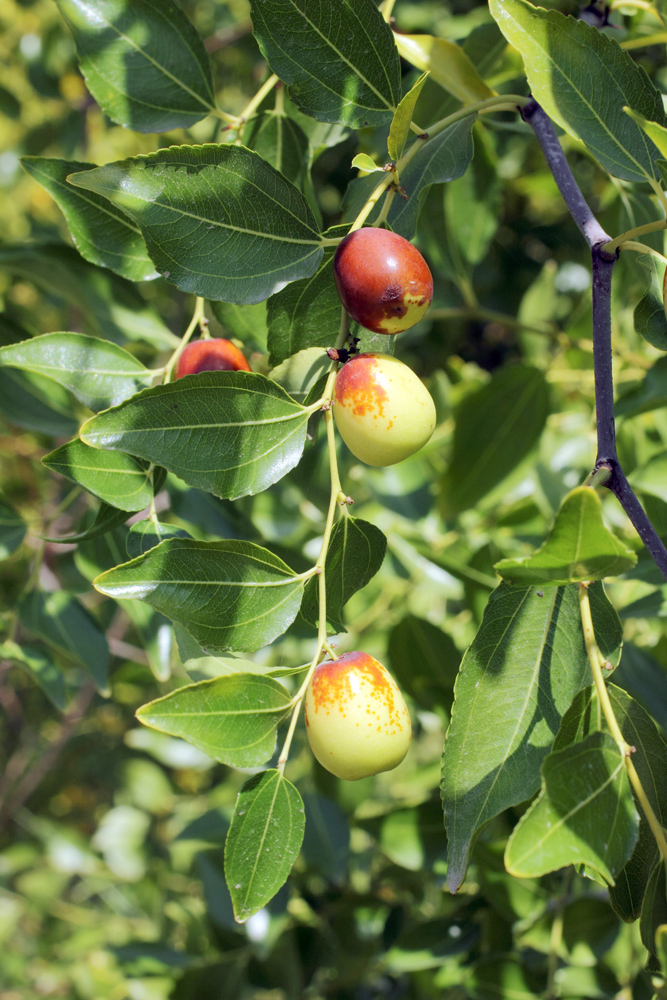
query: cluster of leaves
[{"left": 2, "top": 0, "right": 667, "bottom": 997}]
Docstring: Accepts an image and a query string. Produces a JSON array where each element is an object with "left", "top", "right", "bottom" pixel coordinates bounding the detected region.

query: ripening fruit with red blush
[
  {"left": 333, "top": 352, "right": 435, "bottom": 466},
  {"left": 175, "top": 338, "right": 250, "bottom": 378},
  {"left": 333, "top": 228, "right": 433, "bottom": 334},
  {"left": 304, "top": 651, "right": 411, "bottom": 780}
]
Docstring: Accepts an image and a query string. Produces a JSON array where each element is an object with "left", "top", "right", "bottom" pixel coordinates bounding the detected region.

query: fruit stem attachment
[
  {"left": 578, "top": 582, "right": 667, "bottom": 864},
  {"left": 163, "top": 297, "right": 206, "bottom": 383}
]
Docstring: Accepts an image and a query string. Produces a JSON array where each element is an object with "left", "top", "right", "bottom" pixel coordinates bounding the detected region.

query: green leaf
[
  {"left": 617, "top": 355, "right": 667, "bottom": 417},
  {"left": 42, "top": 439, "right": 155, "bottom": 513},
  {"left": 629, "top": 450, "right": 667, "bottom": 500},
  {"left": 0, "top": 641, "right": 67, "bottom": 711},
  {"left": 641, "top": 862, "right": 667, "bottom": 972},
  {"left": 351, "top": 153, "right": 381, "bottom": 173},
  {"left": 441, "top": 582, "right": 619, "bottom": 893},
  {"left": 267, "top": 252, "right": 341, "bottom": 366},
  {"left": 633, "top": 258, "right": 667, "bottom": 351},
  {"left": 385, "top": 916, "right": 478, "bottom": 972},
  {"left": 269, "top": 347, "right": 332, "bottom": 403},
  {"left": 465, "top": 957, "right": 544, "bottom": 1000},
  {"left": 210, "top": 300, "right": 268, "bottom": 354},
  {"left": 0, "top": 368, "right": 78, "bottom": 438},
  {"left": 93, "top": 538, "right": 305, "bottom": 652},
  {"left": 441, "top": 366, "right": 550, "bottom": 519},
  {"left": 386, "top": 116, "right": 476, "bottom": 239},
  {"left": 554, "top": 684, "right": 667, "bottom": 922},
  {"left": 495, "top": 487, "right": 638, "bottom": 585},
  {"left": 0, "top": 333, "right": 154, "bottom": 411},
  {"left": 173, "top": 623, "right": 301, "bottom": 682},
  {"left": 0, "top": 244, "right": 177, "bottom": 349},
  {"left": 388, "top": 72, "right": 428, "bottom": 163},
  {"left": 68, "top": 144, "right": 323, "bottom": 304},
  {"left": 250, "top": 0, "right": 401, "bottom": 128},
  {"left": 54, "top": 0, "right": 215, "bottom": 133},
  {"left": 20, "top": 157, "right": 157, "bottom": 282},
  {"left": 488, "top": 0, "right": 667, "bottom": 182},
  {"left": 126, "top": 521, "right": 190, "bottom": 559},
  {"left": 17, "top": 591, "right": 110, "bottom": 695},
  {"left": 40, "top": 502, "right": 129, "bottom": 545},
  {"left": 505, "top": 731, "right": 639, "bottom": 884},
  {"left": 136, "top": 675, "right": 292, "bottom": 767},
  {"left": 387, "top": 615, "right": 459, "bottom": 714},
  {"left": 242, "top": 109, "right": 309, "bottom": 189},
  {"left": 393, "top": 34, "right": 494, "bottom": 105},
  {"left": 300, "top": 515, "right": 387, "bottom": 633},
  {"left": 80, "top": 372, "right": 311, "bottom": 500},
  {"left": 225, "top": 769, "right": 305, "bottom": 922},
  {"left": 0, "top": 497, "right": 26, "bottom": 558}
]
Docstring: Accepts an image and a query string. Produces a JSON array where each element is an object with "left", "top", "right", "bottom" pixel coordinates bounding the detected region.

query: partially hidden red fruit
[
  {"left": 305, "top": 651, "right": 411, "bottom": 780},
  {"left": 333, "top": 228, "right": 433, "bottom": 334},
  {"left": 333, "top": 352, "right": 435, "bottom": 467},
  {"left": 175, "top": 338, "right": 250, "bottom": 378}
]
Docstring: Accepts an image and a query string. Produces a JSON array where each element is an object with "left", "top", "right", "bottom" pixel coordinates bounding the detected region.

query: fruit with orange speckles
[
  {"left": 333, "top": 352, "right": 435, "bottom": 466},
  {"left": 333, "top": 228, "right": 433, "bottom": 334},
  {"left": 304, "top": 651, "right": 411, "bottom": 780},
  {"left": 175, "top": 338, "right": 250, "bottom": 378}
]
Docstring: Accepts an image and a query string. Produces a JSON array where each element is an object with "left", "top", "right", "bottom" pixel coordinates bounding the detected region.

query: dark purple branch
[
  {"left": 521, "top": 100, "right": 611, "bottom": 248},
  {"left": 522, "top": 97, "right": 667, "bottom": 583}
]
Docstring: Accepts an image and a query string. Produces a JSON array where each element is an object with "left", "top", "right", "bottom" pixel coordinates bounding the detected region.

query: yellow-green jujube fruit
[
  {"left": 304, "top": 651, "right": 412, "bottom": 781},
  {"left": 333, "top": 352, "right": 436, "bottom": 466}
]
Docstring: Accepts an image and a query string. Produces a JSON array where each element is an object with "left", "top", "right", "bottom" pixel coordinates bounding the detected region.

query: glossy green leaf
[
  {"left": 40, "top": 503, "right": 129, "bottom": 545},
  {"left": 300, "top": 515, "right": 387, "bottom": 632},
  {"left": 0, "top": 333, "right": 154, "bottom": 411},
  {"left": 126, "top": 521, "right": 190, "bottom": 559},
  {"left": 388, "top": 72, "right": 428, "bottom": 162},
  {"left": 441, "top": 582, "right": 620, "bottom": 893},
  {"left": 0, "top": 641, "right": 67, "bottom": 711},
  {"left": 173, "top": 623, "right": 301, "bottom": 682},
  {"left": 225, "top": 769, "right": 305, "bottom": 922},
  {"left": 0, "top": 244, "right": 177, "bottom": 349},
  {"left": 242, "top": 110, "right": 309, "bottom": 188},
  {"left": 43, "top": 439, "right": 154, "bottom": 512},
  {"left": 267, "top": 252, "right": 341, "bottom": 366},
  {"left": 633, "top": 258, "right": 667, "bottom": 351},
  {"left": 441, "top": 366, "right": 550, "bottom": 519},
  {"left": 80, "top": 373, "right": 311, "bottom": 501},
  {"left": 136, "top": 675, "right": 292, "bottom": 767},
  {"left": 18, "top": 591, "right": 110, "bottom": 695},
  {"left": 489, "top": 0, "right": 666, "bottom": 181},
  {"left": 68, "top": 144, "right": 323, "bottom": 304},
  {"left": 393, "top": 34, "right": 494, "bottom": 105},
  {"left": 495, "top": 487, "right": 637, "bottom": 585},
  {"left": 20, "top": 157, "right": 157, "bottom": 281},
  {"left": 269, "top": 347, "right": 331, "bottom": 403},
  {"left": 554, "top": 684, "right": 667, "bottom": 922},
  {"left": 386, "top": 115, "right": 475, "bottom": 239},
  {"left": 54, "top": 0, "right": 215, "bottom": 133},
  {"left": 351, "top": 153, "right": 381, "bottom": 173},
  {"left": 0, "top": 497, "right": 26, "bottom": 559},
  {"left": 250, "top": 0, "right": 401, "bottom": 128},
  {"left": 0, "top": 367, "right": 78, "bottom": 438},
  {"left": 505, "top": 731, "right": 638, "bottom": 883},
  {"left": 387, "top": 614, "right": 459, "bottom": 714},
  {"left": 94, "top": 538, "right": 305, "bottom": 652}
]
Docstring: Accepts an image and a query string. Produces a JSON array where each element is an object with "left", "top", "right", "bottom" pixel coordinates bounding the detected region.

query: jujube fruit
[
  {"left": 175, "top": 338, "right": 250, "bottom": 378},
  {"left": 304, "top": 651, "right": 411, "bottom": 780},
  {"left": 333, "top": 352, "right": 436, "bottom": 467},
  {"left": 333, "top": 228, "right": 433, "bottom": 334}
]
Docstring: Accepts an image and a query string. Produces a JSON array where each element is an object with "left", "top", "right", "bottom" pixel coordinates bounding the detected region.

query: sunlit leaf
[
  {"left": 225, "top": 769, "right": 305, "bottom": 922},
  {"left": 393, "top": 34, "right": 494, "bottom": 105},
  {"left": 43, "top": 439, "right": 155, "bottom": 512},
  {"left": 68, "top": 144, "right": 323, "bottom": 304}
]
